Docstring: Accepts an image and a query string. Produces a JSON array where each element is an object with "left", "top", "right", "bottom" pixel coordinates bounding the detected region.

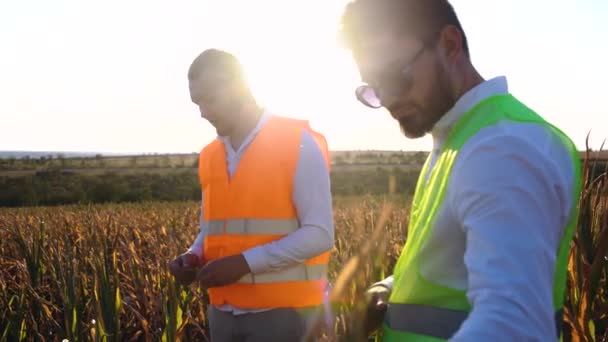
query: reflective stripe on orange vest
[
  {"left": 207, "top": 219, "right": 328, "bottom": 283},
  {"left": 238, "top": 263, "right": 327, "bottom": 284},
  {"left": 206, "top": 218, "right": 299, "bottom": 235}
]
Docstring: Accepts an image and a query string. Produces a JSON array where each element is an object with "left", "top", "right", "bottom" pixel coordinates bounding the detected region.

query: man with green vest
[{"left": 338, "top": 0, "right": 582, "bottom": 341}]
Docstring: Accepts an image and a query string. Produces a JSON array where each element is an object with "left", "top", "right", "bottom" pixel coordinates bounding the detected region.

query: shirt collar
[
  {"left": 431, "top": 76, "right": 509, "bottom": 144},
  {"left": 219, "top": 108, "right": 272, "bottom": 153}
]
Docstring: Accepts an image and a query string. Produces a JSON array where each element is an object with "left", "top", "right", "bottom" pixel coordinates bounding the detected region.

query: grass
[{"left": 0, "top": 155, "right": 607, "bottom": 341}]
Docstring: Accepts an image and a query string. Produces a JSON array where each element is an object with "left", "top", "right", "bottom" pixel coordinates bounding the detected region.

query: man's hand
[
  {"left": 196, "top": 254, "right": 251, "bottom": 288},
  {"left": 363, "top": 285, "right": 389, "bottom": 336},
  {"left": 168, "top": 252, "right": 202, "bottom": 286}
]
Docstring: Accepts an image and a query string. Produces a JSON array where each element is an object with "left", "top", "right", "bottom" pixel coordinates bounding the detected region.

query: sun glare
[{"left": 213, "top": 0, "right": 361, "bottom": 122}]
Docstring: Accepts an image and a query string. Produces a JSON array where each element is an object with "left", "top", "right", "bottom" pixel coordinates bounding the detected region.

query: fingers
[
  {"left": 169, "top": 254, "right": 200, "bottom": 274},
  {"left": 183, "top": 253, "right": 199, "bottom": 268},
  {"left": 367, "top": 292, "right": 381, "bottom": 308},
  {"left": 376, "top": 300, "right": 387, "bottom": 311},
  {"left": 168, "top": 258, "right": 181, "bottom": 275},
  {"left": 169, "top": 255, "right": 186, "bottom": 272},
  {"left": 168, "top": 255, "right": 198, "bottom": 285},
  {"left": 366, "top": 286, "right": 389, "bottom": 310},
  {"left": 370, "top": 293, "right": 387, "bottom": 312}
]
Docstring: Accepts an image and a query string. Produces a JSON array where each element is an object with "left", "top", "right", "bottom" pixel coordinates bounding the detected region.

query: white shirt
[
  {"left": 188, "top": 110, "right": 334, "bottom": 315},
  {"left": 376, "top": 76, "right": 575, "bottom": 341}
]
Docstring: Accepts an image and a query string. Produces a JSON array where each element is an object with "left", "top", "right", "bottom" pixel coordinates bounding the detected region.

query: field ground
[{"left": 1, "top": 191, "right": 607, "bottom": 341}]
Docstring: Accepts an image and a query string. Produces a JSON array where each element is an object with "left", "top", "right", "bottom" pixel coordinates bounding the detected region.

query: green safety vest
[{"left": 382, "top": 94, "right": 582, "bottom": 341}]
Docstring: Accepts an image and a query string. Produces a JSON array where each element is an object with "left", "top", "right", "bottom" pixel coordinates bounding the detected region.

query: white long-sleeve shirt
[
  {"left": 188, "top": 110, "right": 334, "bottom": 315},
  {"left": 375, "top": 76, "right": 576, "bottom": 341}
]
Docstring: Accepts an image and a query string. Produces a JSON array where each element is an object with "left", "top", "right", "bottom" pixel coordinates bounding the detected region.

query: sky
[{"left": 1, "top": 0, "right": 607, "bottom": 154}]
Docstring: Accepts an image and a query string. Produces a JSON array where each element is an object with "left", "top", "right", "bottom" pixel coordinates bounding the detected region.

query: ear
[{"left": 437, "top": 25, "right": 464, "bottom": 65}]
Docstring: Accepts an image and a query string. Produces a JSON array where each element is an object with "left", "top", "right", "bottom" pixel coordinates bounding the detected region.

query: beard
[{"left": 398, "top": 62, "right": 455, "bottom": 139}]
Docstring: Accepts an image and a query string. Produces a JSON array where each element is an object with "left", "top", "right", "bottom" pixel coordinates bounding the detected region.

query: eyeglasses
[{"left": 355, "top": 45, "right": 427, "bottom": 109}]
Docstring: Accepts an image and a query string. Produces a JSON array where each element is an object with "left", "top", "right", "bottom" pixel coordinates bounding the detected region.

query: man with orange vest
[
  {"left": 337, "top": 0, "right": 582, "bottom": 341},
  {"left": 168, "top": 49, "right": 334, "bottom": 341}
]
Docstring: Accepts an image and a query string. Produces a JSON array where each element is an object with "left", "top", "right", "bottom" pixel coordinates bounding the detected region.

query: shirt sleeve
[
  {"left": 242, "top": 130, "right": 335, "bottom": 274},
  {"left": 187, "top": 191, "right": 207, "bottom": 259},
  {"left": 371, "top": 275, "right": 394, "bottom": 291},
  {"left": 447, "top": 130, "right": 575, "bottom": 341}
]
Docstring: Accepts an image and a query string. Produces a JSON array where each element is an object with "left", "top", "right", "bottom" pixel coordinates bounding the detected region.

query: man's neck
[
  {"left": 453, "top": 65, "right": 485, "bottom": 101},
  {"left": 431, "top": 66, "right": 487, "bottom": 140},
  {"left": 229, "top": 103, "right": 263, "bottom": 151}
]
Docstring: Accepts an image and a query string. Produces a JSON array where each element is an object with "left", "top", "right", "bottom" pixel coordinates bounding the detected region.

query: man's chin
[
  {"left": 400, "top": 125, "right": 426, "bottom": 139},
  {"left": 215, "top": 126, "right": 228, "bottom": 137}
]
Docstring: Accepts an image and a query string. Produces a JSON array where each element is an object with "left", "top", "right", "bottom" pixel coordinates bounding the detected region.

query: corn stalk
[{"left": 564, "top": 141, "right": 608, "bottom": 341}]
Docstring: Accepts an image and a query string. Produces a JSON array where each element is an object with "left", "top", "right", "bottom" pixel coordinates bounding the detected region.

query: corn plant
[{"left": 564, "top": 144, "right": 608, "bottom": 342}]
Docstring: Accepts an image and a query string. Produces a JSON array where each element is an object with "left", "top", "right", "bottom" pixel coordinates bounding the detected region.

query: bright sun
[{"left": 213, "top": 0, "right": 362, "bottom": 122}]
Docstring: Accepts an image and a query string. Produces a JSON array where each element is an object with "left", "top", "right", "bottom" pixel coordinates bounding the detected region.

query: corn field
[{"left": 1, "top": 155, "right": 607, "bottom": 341}]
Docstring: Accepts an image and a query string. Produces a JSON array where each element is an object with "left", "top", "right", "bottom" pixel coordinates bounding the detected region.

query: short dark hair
[
  {"left": 339, "top": 0, "right": 469, "bottom": 57},
  {"left": 188, "top": 48, "right": 245, "bottom": 81}
]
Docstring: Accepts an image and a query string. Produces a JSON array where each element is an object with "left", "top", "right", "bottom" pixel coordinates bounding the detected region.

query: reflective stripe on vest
[
  {"left": 206, "top": 217, "right": 326, "bottom": 283},
  {"left": 386, "top": 303, "right": 564, "bottom": 339},
  {"left": 206, "top": 218, "right": 299, "bottom": 235},
  {"left": 238, "top": 263, "right": 327, "bottom": 284}
]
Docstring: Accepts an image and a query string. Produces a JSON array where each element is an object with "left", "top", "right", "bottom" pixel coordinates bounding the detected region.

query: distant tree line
[
  {"left": 0, "top": 171, "right": 201, "bottom": 207},
  {"left": 0, "top": 153, "right": 199, "bottom": 171},
  {"left": 0, "top": 168, "right": 421, "bottom": 207},
  {"left": 2, "top": 156, "right": 605, "bottom": 208}
]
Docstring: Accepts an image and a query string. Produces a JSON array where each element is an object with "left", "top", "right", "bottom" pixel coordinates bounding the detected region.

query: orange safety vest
[{"left": 198, "top": 115, "right": 332, "bottom": 309}]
